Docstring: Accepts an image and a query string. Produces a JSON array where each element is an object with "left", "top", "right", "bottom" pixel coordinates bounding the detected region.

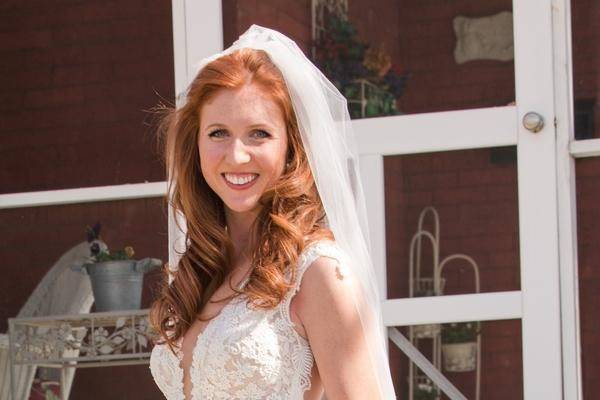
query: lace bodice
[{"left": 149, "top": 241, "right": 346, "bottom": 400}]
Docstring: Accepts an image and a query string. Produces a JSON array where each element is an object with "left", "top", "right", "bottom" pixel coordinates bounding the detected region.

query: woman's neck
[{"left": 224, "top": 207, "right": 260, "bottom": 262}]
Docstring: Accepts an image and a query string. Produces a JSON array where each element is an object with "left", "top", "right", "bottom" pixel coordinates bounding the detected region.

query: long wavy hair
[{"left": 149, "top": 48, "right": 333, "bottom": 350}]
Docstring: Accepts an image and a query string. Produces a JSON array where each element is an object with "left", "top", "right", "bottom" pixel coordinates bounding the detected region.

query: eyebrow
[{"left": 204, "top": 123, "right": 274, "bottom": 131}]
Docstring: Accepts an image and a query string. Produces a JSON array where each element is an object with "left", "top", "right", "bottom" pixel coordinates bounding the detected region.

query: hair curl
[{"left": 149, "top": 48, "right": 333, "bottom": 352}]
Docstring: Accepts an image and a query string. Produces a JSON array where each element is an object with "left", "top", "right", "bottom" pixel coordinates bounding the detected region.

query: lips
[{"left": 221, "top": 173, "right": 259, "bottom": 190}]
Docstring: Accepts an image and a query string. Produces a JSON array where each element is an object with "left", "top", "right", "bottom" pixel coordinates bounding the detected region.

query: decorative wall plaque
[{"left": 453, "top": 11, "right": 514, "bottom": 64}]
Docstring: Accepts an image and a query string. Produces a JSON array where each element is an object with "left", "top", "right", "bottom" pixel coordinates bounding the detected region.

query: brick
[{"left": 433, "top": 186, "right": 488, "bottom": 205}]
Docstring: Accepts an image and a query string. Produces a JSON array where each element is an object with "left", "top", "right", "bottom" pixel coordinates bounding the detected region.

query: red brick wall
[
  {"left": 347, "top": 0, "right": 402, "bottom": 68},
  {"left": 0, "top": 1, "right": 173, "bottom": 194},
  {"left": 0, "top": 1, "right": 173, "bottom": 398},
  {"left": 572, "top": 1, "right": 600, "bottom": 394},
  {"left": 576, "top": 158, "right": 600, "bottom": 398},
  {"left": 222, "top": 0, "right": 312, "bottom": 53},
  {"left": 391, "top": 0, "right": 515, "bottom": 114}
]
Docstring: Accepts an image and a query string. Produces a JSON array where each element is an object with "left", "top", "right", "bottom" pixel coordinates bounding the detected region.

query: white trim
[
  {"left": 353, "top": 106, "right": 517, "bottom": 156},
  {"left": 172, "top": 0, "right": 223, "bottom": 102},
  {"left": 570, "top": 138, "right": 600, "bottom": 158},
  {"left": 171, "top": 0, "right": 188, "bottom": 103},
  {"left": 514, "top": 1, "right": 563, "bottom": 398},
  {"left": 168, "top": 0, "right": 224, "bottom": 269},
  {"left": 359, "top": 155, "right": 387, "bottom": 297},
  {"left": 382, "top": 291, "right": 522, "bottom": 327},
  {"left": 0, "top": 182, "right": 166, "bottom": 209},
  {"left": 359, "top": 154, "right": 389, "bottom": 352},
  {"left": 553, "top": 0, "right": 583, "bottom": 398}
]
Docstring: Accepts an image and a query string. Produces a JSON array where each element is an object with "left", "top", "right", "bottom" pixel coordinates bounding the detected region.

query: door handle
[{"left": 522, "top": 112, "right": 545, "bottom": 133}]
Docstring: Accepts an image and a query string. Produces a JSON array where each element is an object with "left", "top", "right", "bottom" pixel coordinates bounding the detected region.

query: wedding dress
[{"left": 149, "top": 241, "right": 346, "bottom": 400}]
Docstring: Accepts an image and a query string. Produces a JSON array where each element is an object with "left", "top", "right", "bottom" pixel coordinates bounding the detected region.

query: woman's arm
[{"left": 293, "top": 256, "right": 382, "bottom": 400}]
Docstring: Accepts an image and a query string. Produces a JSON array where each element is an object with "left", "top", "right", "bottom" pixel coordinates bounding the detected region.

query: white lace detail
[{"left": 149, "top": 241, "right": 345, "bottom": 400}]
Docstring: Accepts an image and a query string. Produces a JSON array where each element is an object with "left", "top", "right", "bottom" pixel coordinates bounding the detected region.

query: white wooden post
[
  {"left": 169, "top": 0, "right": 223, "bottom": 268},
  {"left": 513, "top": 0, "right": 563, "bottom": 398},
  {"left": 552, "top": 0, "right": 583, "bottom": 398},
  {"left": 358, "top": 154, "right": 388, "bottom": 351}
]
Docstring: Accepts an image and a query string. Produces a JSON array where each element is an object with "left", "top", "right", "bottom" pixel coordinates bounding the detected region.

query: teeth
[{"left": 224, "top": 173, "right": 258, "bottom": 185}]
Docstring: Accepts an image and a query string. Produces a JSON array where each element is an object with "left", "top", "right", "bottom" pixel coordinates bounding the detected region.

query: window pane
[
  {"left": 389, "top": 319, "right": 523, "bottom": 399},
  {"left": 576, "top": 157, "right": 600, "bottom": 397},
  {"left": 0, "top": 197, "right": 167, "bottom": 399},
  {"left": 0, "top": 2, "right": 173, "bottom": 193},
  {"left": 385, "top": 147, "right": 520, "bottom": 300},
  {"left": 572, "top": 1, "right": 600, "bottom": 140}
]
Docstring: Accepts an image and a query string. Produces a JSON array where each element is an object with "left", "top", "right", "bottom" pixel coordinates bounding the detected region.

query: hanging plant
[
  {"left": 414, "top": 377, "right": 440, "bottom": 400},
  {"left": 312, "top": 11, "right": 411, "bottom": 118},
  {"left": 441, "top": 322, "right": 480, "bottom": 344},
  {"left": 441, "top": 322, "right": 480, "bottom": 372}
]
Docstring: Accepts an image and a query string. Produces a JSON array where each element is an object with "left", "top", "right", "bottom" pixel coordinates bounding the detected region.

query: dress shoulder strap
[
  {"left": 287, "top": 240, "right": 350, "bottom": 298},
  {"left": 279, "top": 240, "right": 353, "bottom": 342}
]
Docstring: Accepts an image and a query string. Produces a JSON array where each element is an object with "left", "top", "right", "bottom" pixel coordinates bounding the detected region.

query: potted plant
[
  {"left": 441, "top": 322, "right": 480, "bottom": 372},
  {"left": 413, "top": 376, "right": 440, "bottom": 400},
  {"left": 72, "top": 223, "right": 162, "bottom": 312},
  {"left": 312, "top": 11, "right": 410, "bottom": 118}
]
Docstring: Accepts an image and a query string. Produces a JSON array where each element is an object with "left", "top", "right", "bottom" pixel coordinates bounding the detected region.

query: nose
[{"left": 226, "top": 138, "right": 251, "bottom": 165}]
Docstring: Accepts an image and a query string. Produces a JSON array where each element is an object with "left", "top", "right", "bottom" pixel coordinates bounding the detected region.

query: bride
[{"left": 149, "top": 25, "right": 397, "bottom": 400}]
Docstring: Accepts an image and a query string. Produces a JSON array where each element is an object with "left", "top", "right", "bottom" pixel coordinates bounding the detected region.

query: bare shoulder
[
  {"left": 291, "top": 249, "right": 381, "bottom": 398},
  {"left": 293, "top": 254, "right": 358, "bottom": 330}
]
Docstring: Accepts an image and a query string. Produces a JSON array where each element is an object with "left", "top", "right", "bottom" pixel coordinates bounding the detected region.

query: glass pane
[
  {"left": 223, "top": 1, "right": 515, "bottom": 118},
  {"left": 0, "top": 2, "right": 173, "bottom": 194},
  {"left": 385, "top": 147, "right": 520, "bottom": 299},
  {"left": 576, "top": 157, "right": 600, "bottom": 397},
  {"left": 389, "top": 319, "right": 523, "bottom": 399},
  {"left": 0, "top": 198, "right": 167, "bottom": 398},
  {"left": 572, "top": 1, "right": 600, "bottom": 140}
]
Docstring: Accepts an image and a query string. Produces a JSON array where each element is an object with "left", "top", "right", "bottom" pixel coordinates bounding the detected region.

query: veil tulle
[{"left": 167, "top": 24, "right": 396, "bottom": 399}]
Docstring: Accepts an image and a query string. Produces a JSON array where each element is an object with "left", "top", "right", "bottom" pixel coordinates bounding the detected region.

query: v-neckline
[
  {"left": 178, "top": 276, "right": 251, "bottom": 400},
  {"left": 177, "top": 280, "right": 249, "bottom": 361}
]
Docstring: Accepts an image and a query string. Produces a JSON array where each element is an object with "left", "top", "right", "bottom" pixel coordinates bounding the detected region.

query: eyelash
[
  {"left": 254, "top": 130, "right": 271, "bottom": 138},
  {"left": 207, "top": 129, "right": 271, "bottom": 139},
  {"left": 207, "top": 129, "right": 226, "bottom": 138}
]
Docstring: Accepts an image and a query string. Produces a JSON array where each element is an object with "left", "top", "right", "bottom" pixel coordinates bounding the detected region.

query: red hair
[{"left": 149, "top": 48, "right": 332, "bottom": 351}]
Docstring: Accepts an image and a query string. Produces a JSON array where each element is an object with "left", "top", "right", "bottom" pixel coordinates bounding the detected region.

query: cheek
[
  {"left": 198, "top": 143, "right": 220, "bottom": 181},
  {"left": 263, "top": 138, "right": 288, "bottom": 176}
]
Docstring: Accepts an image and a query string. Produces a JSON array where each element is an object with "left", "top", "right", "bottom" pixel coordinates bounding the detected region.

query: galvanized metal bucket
[{"left": 82, "top": 258, "right": 162, "bottom": 312}]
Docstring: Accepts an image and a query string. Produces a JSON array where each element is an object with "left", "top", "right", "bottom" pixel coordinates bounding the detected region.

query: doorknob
[{"left": 522, "top": 112, "right": 545, "bottom": 133}]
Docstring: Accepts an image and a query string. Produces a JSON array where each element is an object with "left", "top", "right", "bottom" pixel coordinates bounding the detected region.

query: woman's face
[{"left": 198, "top": 83, "right": 288, "bottom": 216}]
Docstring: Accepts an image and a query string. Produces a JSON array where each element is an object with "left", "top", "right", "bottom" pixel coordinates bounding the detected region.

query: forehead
[{"left": 199, "top": 83, "right": 285, "bottom": 129}]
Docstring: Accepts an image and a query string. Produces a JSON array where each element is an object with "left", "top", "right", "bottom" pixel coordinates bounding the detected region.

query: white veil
[{"left": 168, "top": 24, "right": 396, "bottom": 399}]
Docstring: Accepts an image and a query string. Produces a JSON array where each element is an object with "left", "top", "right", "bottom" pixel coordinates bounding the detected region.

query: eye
[
  {"left": 208, "top": 129, "right": 227, "bottom": 138},
  {"left": 253, "top": 130, "right": 271, "bottom": 139}
]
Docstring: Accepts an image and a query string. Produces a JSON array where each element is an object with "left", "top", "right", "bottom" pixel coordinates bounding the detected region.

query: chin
[{"left": 223, "top": 199, "right": 261, "bottom": 215}]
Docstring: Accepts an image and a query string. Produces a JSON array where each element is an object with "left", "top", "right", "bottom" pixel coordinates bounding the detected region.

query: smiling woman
[
  {"left": 149, "top": 46, "right": 338, "bottom": 399},
  {"left": 148, "top": 26, "right": 395, "bottom": 400}
]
